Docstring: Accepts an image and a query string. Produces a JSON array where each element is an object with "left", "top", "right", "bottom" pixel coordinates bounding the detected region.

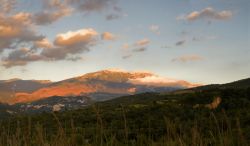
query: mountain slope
[
  {"left": 0, "top": 79, "right": 51, "bottom": 103},
  {"left": 0, "top": 77, "right": 249, "bottom": 117},
  {"left": 0, "top": 69, "right": 199, "bottom": 104}
]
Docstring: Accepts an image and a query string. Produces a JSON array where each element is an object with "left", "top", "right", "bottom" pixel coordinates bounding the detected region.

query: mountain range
[
  {"left": 0, "top": 69, "right": 199, "bottom": 104},
  {"left": 0, "top": 70, "right": 249, "bottom": 116},
  {"left": 1, "top": 78, "right": 249, "bottom": 145}
]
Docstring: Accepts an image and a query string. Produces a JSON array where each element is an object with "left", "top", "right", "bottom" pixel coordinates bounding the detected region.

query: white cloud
[
  {"left": 43, "top": 28, "right": 99, "bottom": 60},
  {"left": 56, "top": 28, "right": 98, "bottom": 41},
  {"left": 177, "top": 7, "right": 233, "bottom": 22},
  {"left": 128, "top": 74, "right": 200, "bottom": 88}
]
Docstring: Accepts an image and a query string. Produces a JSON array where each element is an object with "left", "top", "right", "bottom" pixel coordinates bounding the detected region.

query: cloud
[
  {"left": 128, "top": 75, "right": 178, "bottom": 85},
  {"left": 0, "top": 1, "right": 76, "bottom": 53},
  {"left": 122, "top": 43, "right": 129, "bottom": 49},
  {"left": 54, "top": 28, "right": 98, "bottom": 46},
  {"left": 149, "top": 25, "right": 160, "bottom": 34},
  {"left": 33, "top": 0, "right": 123, "bottom": 24},
  {"left": 0, "top": 0, "right": 122, "bottom": 68},
  {"left": 121, "top": 38, "right": 150, "bottom": 59},
  {"left": 105, "top": 6, "right": 125, "bottom": 20},
  {"left": 133, "top": 47, "right": 147, "bottom": 52},
  {"left": 178, "top": 7, "right": 232, "bottom": 21},
  {"left": 122, "top": 54, "right": 132, "bottom": 59},
  {"left": 121, "top": 43, "right": 131, "bottom": 59},
  {"left": 175, "top": 40, "right": 186, "bottom": 46},
  {"left": 172, "top": 55, "right": 203, "bottom": 63},
  {"left": 69, "top": 0, "right": 118, "bottom": 13},
  {"left": 78, "top": 0, "right": 113, "bottom": 12},
  {"left": 0, "top": 0, "right": 16, "bottom": 13},
  {"left": 32, "top": 8, "right": 72, "bottom": 25},
  {"left": 0, "top": 12, "right": 44, "bottom": 52},
  {"left": 44, "top": 0, "right": 68, "bottom": 9},
  {"left": 66, "top": 56, "right": 84, "bottom": 61},
  {"left": 132, "top": 39, "right": 150, "bottom": 52},
  {"left": 42, "top": 28, "right": 98, "bottom": 60},
  {"left": 127, "top": 74, "right": 200, "bottom": 88},
  {"left": 101, "top": 32, "right": 116, "bottom": 40},
  {"left": 2, "top": 48, "right": 43, "bottom": 68},
  {"left": 192, "top": 35, "right": 217, "bottom": 42},
  {"left": 32, "top": 0, "right": 72, "bottom": 25},
  {"left": 0, "top": 0, "right": 17, "bottom": 13},
  {"left": 66, "top": 0, "right": 123, "bottom": 20},
  {"left": 135, "top": 38, "right": 150, "bottom": 46},
  {"left": 1, "top": 28, "right": 100, "bottom": 67},
  {"left": 106, "top": 14, "right": 120, "bottom": 20},
  {"left": 34, "top": 38, "right": 53, "bottom": 49},
  {"left": 1, "top": 27, "right": 120, "bottom": 67},
  {"left": 113, "top": 5, "right": 122, "bottom": 12},
  {"left": 1, "top": 0, "right": 122, "bottom": 26},
  {"left": 192, "top": 37, "right": 202, "bottom": 42}
]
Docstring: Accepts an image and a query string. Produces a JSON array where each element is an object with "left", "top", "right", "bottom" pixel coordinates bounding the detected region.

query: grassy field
[{"left": 0, "top": 88, "right": 250, "bottom": 146}]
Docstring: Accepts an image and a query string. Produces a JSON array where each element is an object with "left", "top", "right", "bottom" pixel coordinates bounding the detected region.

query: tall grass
[{"left": 0, "top": 108, "right": 248, "bottom": 146}]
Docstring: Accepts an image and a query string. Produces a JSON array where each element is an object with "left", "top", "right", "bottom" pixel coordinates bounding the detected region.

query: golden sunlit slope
[
  {"left": 0, "top": 79, "right": 51, "bottom": 103},
  {"left": 1, "top": 69, "right": 200, "bottom": 104}
]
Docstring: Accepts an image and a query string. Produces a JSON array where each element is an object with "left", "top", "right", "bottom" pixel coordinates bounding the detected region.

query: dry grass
[{"left": 0, "top": 107, "right": 248, "bottom": 146}]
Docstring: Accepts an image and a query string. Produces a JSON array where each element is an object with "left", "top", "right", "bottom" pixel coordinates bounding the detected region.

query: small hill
[
  {"left": 191, "top": 78, "right": 250, "bottom": 91},
  {"left": 222, "top": 78, "right": 250, "bottom": 88}
]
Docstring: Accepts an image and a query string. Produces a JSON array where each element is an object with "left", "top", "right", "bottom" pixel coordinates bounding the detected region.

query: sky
[{"left": 0, "top": 0, "right": 249, "bottom": 84}]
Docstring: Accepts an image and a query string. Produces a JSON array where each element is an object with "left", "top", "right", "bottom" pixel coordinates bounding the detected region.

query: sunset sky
[{"left": 0, "top": 0, "right": 249, "bottom": 84}]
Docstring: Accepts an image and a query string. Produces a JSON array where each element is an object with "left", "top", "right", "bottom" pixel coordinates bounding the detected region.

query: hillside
[
  {"left": 0, "top": 79, "right": 51, "bottom": 103},
  {"left": 189, "top": 78, "right": 250, "bottom": 91},
  {"left": 222, "top": 78, "right": 250, "bottom": 88}
]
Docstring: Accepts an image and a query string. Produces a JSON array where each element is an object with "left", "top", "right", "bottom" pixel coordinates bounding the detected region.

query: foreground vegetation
[{"left": 0, "top": 88, "right": 250, "bottom": 146}]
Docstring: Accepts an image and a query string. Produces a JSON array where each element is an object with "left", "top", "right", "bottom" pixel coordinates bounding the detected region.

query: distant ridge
[
  {"left": 192, "top": 78, "right": 250, "bottom": 91},
  {"left": 222, "top": 78, "right": 250, "bottom": 88}
]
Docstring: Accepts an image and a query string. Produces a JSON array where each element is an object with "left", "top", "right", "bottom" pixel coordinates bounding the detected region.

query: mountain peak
[
  {"left": 3, "top": 78, "right": 22, "bottom": 83},
  {"left": 2, "top": 79, "right": 52, "bottom": 84},
  {"left": 90, "top": 69, "right": 153, "bottom": 75},
  {"left": 75, "top": 69, "right": 154, "bottom": 83},
  {"left": 31, "top": 80, "right": 52, "bottom": 84},
  {"left": 72, "top": 69, "right": 201, "bottom": 88},
  {"left": 103, "top": 68, "right": 127, "bottom": 72},
  {"left": 103, "top": 68, "right": 153, "bottom": 74}
]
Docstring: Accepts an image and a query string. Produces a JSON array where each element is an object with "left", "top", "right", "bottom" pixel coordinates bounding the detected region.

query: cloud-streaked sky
[{"left": 0, "top": 0, "right": 249, "bottom": 84}]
